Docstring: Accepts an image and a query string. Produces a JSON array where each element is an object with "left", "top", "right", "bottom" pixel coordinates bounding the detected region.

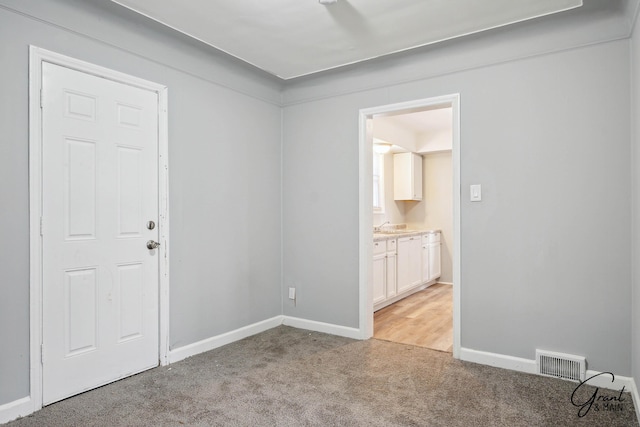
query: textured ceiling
[{"left": 110, "top": 0, "right": 583, "bottom": 79}]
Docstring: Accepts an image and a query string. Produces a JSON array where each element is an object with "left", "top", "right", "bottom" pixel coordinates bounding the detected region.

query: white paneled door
[{"left": 41, "top": 62, "right": 159, "bottom": 405}]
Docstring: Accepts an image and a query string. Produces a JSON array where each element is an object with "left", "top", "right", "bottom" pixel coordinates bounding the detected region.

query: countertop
[{"left": 373, "top": 229, "right": 440, "bottom": 242}]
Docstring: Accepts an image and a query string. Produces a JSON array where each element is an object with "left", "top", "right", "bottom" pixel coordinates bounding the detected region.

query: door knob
[{"left": 146, "top": 240, "right": 161, "bottom": 250}]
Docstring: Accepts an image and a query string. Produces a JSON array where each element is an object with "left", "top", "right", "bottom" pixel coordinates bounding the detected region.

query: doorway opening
[{"left": 358, "top": 94, "right": 461, "bottom": 358}]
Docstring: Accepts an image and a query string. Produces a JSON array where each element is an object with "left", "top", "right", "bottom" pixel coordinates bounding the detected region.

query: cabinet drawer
[
  {"left": 423, "top": 232, "right": 440, "bottom": 244},
  {"left": 373, "top": 240, "right": 386, "bottom": 255},
  {"left": 386, "top": 239, "right": 397, "bottom": 253}
]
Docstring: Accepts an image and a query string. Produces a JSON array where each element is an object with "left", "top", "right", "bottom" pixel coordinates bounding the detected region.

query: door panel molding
[{"left": 29, "top": 46, "right": 169, "bottom": 412}]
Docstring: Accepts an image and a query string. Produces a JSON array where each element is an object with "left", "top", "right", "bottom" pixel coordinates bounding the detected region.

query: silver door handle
[{"left": 146, "top": 240, "right": 161, "bottom": 250}]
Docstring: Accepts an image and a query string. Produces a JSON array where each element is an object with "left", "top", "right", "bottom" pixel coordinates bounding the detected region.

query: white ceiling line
[{"left": 108, "top": 0, "right": 583, "bottom": 80}]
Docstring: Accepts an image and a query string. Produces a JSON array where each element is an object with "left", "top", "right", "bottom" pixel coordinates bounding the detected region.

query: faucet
[{"left": 374, "top": 220, "right": 390, "bottom": 232}]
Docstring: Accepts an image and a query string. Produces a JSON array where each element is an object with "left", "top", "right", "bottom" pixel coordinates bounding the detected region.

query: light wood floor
[{"left": 374, "top": 283, "right": 453, "bottom": 352}]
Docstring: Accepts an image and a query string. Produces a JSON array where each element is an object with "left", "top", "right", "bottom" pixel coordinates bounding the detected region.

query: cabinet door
[
  {"left": 411, "top": 153, "right": 423, "bottom": 200},
  {"left": 428, "top": 243, "right": 441, "bottom": 281},
  {"left": 386, "top": 253, "right": 397, "bottom": 298},
  {"left": 408, "top": 237, "right": 422, "bottom": 288},
  {"left": 422, "top": 244, "right": 430, "bottom": 283},
  {"left": 393, "top": 153, "right": 422, "bottom": 201},
  {"left": 373, "top": 253, "right": 387, "bottom": 305},
  {"left": 396, "top": 238, "right": 411, "bottom": 293},
  {"left": 397, "top": 236, "right": 421, "bottom": 293}
]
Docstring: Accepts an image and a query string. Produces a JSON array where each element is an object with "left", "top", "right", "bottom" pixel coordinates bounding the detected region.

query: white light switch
[{"left": 470, "top": 184, "right": 482, "bottom": 202}]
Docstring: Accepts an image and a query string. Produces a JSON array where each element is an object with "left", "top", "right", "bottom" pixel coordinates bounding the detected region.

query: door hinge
[
  {"left": 40, "top": 344, "right": 44, "bottom": 364},
  {"left": 40, "top": 88, "right": 43, "bottom": 109},
  {"left": 40, "top": 216, "right": 43, "bottom": 236}
]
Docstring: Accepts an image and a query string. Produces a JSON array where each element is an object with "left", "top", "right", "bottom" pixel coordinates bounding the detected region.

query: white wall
[
  {"left": 373, "top": 153, "right": 406, "bottom": 226},
  {"left": 0, "top": 0, "right": 282, "bottom": 406},
  {"left": 282, "top": 92, "right": 385, "bottom": 326},
  {"left": 282, "top": 34, "right": 632, "bottom": 375}
]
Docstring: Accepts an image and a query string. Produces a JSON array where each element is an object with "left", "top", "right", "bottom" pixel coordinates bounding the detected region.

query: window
[{"left": 373, "top": 152, "right": 385, "bottom": 213}]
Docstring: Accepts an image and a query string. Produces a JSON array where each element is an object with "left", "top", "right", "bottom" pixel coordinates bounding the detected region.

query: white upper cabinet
[{"left": 393, "top": 152, "right": 422, "bottom": 201}]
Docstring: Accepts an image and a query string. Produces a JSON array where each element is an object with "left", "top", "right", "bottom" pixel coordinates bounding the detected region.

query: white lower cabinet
[
  {"left": 428, "top": 242, "right": 441, "bottom": 282},
  {"left": 374, "top": 231, "right": 441, "bottom": 311},
  {"left": 373, "top": 253, "right": 386, "bottom": 305},
  {"left": 387, "top": 252, "right": 398, "bottom": 298},
  {"left": 372, "top": 241, "right": 387, "bottom": 305},
  {"left": 422, "top": 232, "right": 442, "bottom": 283},
  {"left": 397, "top": 236, "right": 422, "bottom": 294},
  {"left": 386, "top": 240, "right": 397, "bottom": 299},
  {"left": 422, "top": 243, "right": 430, "bottom": 283}
]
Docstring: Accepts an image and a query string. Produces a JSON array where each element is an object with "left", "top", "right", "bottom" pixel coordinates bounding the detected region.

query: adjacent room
[
  {"left": 1, "top": 0, "right": 640, "bottom": 425},
  {"left": 370, "top": 106, "right": 455, "bottom": 352}
]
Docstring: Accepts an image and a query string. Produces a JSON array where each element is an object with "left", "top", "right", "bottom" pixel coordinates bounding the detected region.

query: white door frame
[
  {"left": 28, "top": 46, "right": 170, "bottom": 411},
  {"left": 358, "top": 94, "right": 461, "bottom": 358}
]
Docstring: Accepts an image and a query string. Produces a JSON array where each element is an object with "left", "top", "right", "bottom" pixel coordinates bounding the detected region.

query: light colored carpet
[{"left": 8, "top": 326, "right": 638, "bottom": 426}]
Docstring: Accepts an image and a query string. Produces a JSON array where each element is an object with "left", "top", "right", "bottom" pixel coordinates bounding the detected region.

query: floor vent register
[{"left": 536, "top": 349, "right": 586, "bottom": 382}]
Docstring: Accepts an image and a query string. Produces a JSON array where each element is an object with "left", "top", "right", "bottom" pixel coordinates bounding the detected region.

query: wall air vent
[{"left": 536, "top": 349, "right": 586, "bottom": 382}]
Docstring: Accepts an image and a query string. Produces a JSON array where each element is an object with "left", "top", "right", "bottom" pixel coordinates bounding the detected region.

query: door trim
[
  {"left": 28, "top": 46, "right": 170, "bottom": 412},
  {"left": 357, "top": 94, "right": 461, "bottom": 358}
]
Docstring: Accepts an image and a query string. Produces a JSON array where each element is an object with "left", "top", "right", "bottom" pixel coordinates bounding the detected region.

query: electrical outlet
[{"left": 288, "top": 287, "right": 296, "bottom": 300}]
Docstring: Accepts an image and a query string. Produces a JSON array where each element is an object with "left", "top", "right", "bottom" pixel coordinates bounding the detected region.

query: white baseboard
[
  {"left": 168, "top": 316, "right": 284, "bottom": 364},
  {"left": 282, "top": 316, "right": 363, "bottom": 339},
  {"left": 460, "top": 347, "right": 635, "bottom": 392},
  {"left": 460, "top": 347, "right": 537, "bottom": 374},
  {"left": 0, "top": 396, "right": 32, "bottom": 424},
  {"left": 583, "top": 370, "right": 635, "bottom": 391},
  {"left": 168, "top": 315, "right": 364, "bottom": 364},
  {"left": 436, "top": 281, "right": 453, "bottom": 286}
]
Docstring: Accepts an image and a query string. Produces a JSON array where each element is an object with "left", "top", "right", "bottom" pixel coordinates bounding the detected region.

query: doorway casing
[
  {"left": 358, "top": 94, "right": 461, "bottom": 358},
  {"left": 28, "top": 46, "right": 170, "bottom": 412}
]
